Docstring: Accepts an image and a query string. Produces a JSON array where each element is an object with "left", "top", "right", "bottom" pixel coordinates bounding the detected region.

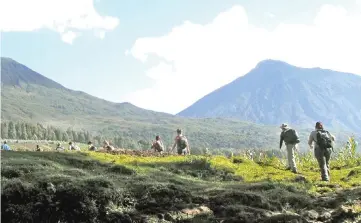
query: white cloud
[
  {"left": 61, "top": 31, "right": 79, "bottom": 44},
  {"left": 125, "top": 4, "right": 361, "bottom": 114},
  {"left": 0, "top": 0, "right": 119, "bottom": 44}
]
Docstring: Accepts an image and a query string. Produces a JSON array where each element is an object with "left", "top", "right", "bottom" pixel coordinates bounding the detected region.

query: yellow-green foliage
[
  {"left": 86, "top": 147, "right": 361, "bottom": 194},
  {"left": 5, "top": 137, "right": 361, "bottom": 194}
]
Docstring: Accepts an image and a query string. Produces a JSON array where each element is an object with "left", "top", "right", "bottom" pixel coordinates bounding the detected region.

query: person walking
[
  {"left": 308, "top": 121, "right": 335, "bottom": 181},
  {"left": 279, "top": 123, "right": 300, "bottom": 173}
]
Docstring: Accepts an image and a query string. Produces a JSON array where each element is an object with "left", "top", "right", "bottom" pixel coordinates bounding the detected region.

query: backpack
[
  {"left": 283, "top": 129, "right": 300, "bottom": 144},
  {"left": 152, "top": 141, "right": 164, "bottom": 152},
  {"left": 316, "top": 130, "right": 333, "bottom": 149},
  {"left": 177, "top": 135, "right": 188, "bottom": 149},
  {"left": 106, "top": 145, "right": 114, "bottom": 151}
]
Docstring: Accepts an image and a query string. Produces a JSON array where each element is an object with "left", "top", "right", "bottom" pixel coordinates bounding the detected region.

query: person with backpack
[
  {"left": 69, "top": 141, "right": 80, "bottom": 151},
  {"left": 279, "top": 123, "right": 300, "bottom": 173},
  {"left": 151, "top": 135, "right": 164, "bottom": 154},
  {"left": 172, "top": 129, "right": 190, "bottom": 155},
  {"left": 35, "top": 145, "right": 42, "bottom": 152},
  {"left": 88, "top": 141, "right": 97, "bottom": 151},
  {"left": 308, "top": 122, "right": 335, "bottom": 181},
  {"left": 55, "top": 143, "right": 64, "bottom": 151},
  {"left": 103, "top": 140, "right": 115, "bottom": 152}
]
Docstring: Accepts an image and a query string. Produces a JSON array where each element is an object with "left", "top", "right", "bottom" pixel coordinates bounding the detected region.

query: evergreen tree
[
  {"left": 66, "top": 128, "right": 73, "bottom": 141},
  {"left": 25, "top": 123, "right": 33, "bottom": 139},
  {"left": 49, "top": 130, "right": 56, "bottom": 141},
  {"left": 54, "top": 128, "right": 62, "bottom": 141},
  {"left": 62, "top": 132, "right": 69, "bottom": 142},
  {"left": 1, "top": 122, "right": 8, "bottom": 139},
  {"left": 85, "top": 131, "right": 91, "bottom": 142},
  {"left": 21, "top": 123, "right": 28, "bottom": 140},
  {"left": 15, "top": 122, "right": 21, "bottom": 139},
  {"left": 8, "top": 121, "right": 16, "bottom": 139},
  {"left": 32, "top": 134, "right": 38, "bottom": 141},
  {"left": 72, "top": 131, "right": 78, "bottom": 142},
  {"left": 78, "top": 132, "right": 85, "bottom": 143}
]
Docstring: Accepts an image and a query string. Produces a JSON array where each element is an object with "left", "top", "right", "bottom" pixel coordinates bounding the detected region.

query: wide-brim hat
[{"left": 280, "top": 123, "right": 289, "bottom": 129}]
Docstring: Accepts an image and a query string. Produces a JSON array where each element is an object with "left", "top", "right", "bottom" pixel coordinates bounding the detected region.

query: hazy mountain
[{"left": 178, "top": 60, "right": 361, "bottom": 133}]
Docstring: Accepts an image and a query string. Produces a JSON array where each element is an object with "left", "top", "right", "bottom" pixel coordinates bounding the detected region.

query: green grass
[{"left": 2, "top": 146, "right": 361, "bottom": 222}]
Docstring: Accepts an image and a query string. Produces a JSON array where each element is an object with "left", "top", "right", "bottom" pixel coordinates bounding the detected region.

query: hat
[{"left": 280, "top": 123, "right": 289, "bottom": 129}]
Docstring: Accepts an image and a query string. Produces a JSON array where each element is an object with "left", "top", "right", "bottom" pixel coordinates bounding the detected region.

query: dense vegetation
[{"left": 1, "top": 138, "right": 360, "bottom": 222}]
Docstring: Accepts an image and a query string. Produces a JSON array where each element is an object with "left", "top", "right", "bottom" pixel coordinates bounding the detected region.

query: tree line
[{"left": 0, "top": 121, "right": 141, "bottom": 149}]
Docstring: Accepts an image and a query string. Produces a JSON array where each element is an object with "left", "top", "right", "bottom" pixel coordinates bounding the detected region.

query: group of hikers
[
  {"left": 150, "top": 128, "right": 191, "bottom": 155},
  {"left": 0, "top": 122, "right": 357, "bottom": 182},
  {"left": 279, "top": 121, "right": 337, "bottom": 182}
]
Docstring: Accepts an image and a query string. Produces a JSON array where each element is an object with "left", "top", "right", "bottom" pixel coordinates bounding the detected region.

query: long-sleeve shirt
[
  {"left": 279, "top": 130, "right": 288, "bottom": 148},
  {"left": 1, "top": 144, "right": 11, "bottom": 150}
]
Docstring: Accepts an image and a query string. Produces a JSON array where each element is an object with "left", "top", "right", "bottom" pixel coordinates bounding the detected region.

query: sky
[{"left": 1, "top": 0, "right": 361, "bottom": 114}]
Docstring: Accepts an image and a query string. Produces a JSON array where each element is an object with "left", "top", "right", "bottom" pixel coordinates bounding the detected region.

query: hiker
[
  {"left": 1, "top": 141, "right": 11, "bottom": 151},
  {"left": 151, "top": 135, "right": 164, "bottom": 154},
  {"left": 55, "top": 143, "right": 64, "bottom": 151},
  {"left": 103, "top": 140, "right": 114, "bottom": 152},
  {"left": 69, "top": 142, "right": 80, "bottom": 151},
  {"left": 171, "top": 129, "right": 190, "bottom": 155},
  {"left": 308, "top": 122, "right": 335, "bottom": 181},
  {"left": 279, "top": 123, "right": 300, "bottom": 173},
  {"left": 35, "top": 145, "right": 41, "bottom": 152},
  {"left": 88, "top": 141, "right": 97, "bottom": 151},
  {"left": 246, "top": 149, "right": 254, "bottom": 160}
]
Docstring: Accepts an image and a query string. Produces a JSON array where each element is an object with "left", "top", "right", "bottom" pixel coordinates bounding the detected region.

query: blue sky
[{"left": 1, "top": 0, "right": 361, "bottom": 114}]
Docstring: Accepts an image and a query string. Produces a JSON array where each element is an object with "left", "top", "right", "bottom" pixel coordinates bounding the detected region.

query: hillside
[
  {"left": 0, "top": 57, "right": 287, "bottom": 150},
  {"left": 178, "top": 60, "right": 361, "bottom": 133},
  {"left": 1, "top": 150, "right": 361, "bottom": 222}
]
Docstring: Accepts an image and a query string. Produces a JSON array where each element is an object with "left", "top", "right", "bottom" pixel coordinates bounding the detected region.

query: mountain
[
  {"left": 1, "top": 57, "right": 65, "bottom": 89},
  {"left": 178, "top": 60, "right": 361, "bottom": 133},
  {"left": 1, "top": 57, "right": 291, "bottom": 150}
]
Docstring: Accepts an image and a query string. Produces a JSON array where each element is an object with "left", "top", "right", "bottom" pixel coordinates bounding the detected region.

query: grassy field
[{"left": 1, "top": 140, "right": 361, "bottom": 223}]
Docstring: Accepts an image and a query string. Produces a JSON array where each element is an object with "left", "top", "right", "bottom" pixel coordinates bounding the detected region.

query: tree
[
  {"left": 94, "top": 136, "right": 101, "bottom": 146},
  {"left": 54, "top": 128, "right": 62, "bottom": 141},
  {"left": 8, "top": 121, "right": 16, "bottom": 139},
  {"left": 62, "top": 132, "right": 69, "bottom": 142},
  {"left": 1, "top": 122, "right": 8, "bottom": 139},
  {"left": 66, "top": 128, "right": 73, "bottom": 141},
  {"left": 25, "top": 123, "right": 33, "bottom": 139},
  {"left": 85, "top": 131, "right": 91, "bottom": 142},
  {"left": 77, "top": 132, "right": 85, "bottom": 143},
  {"left": 15, "top": 122, "right": 21, "bottom": 138},
  {"left": 49, "top": 130, "right": 56, "bottom": 141},
  {"left": 72, "top": 131, "right": 78, "bottom": 142},
  {"left": 21, "top": 123, "right": 28, "bottom": 140},
  {"left": 138, "top": 139, "right": 150, "bottom": 150}
]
